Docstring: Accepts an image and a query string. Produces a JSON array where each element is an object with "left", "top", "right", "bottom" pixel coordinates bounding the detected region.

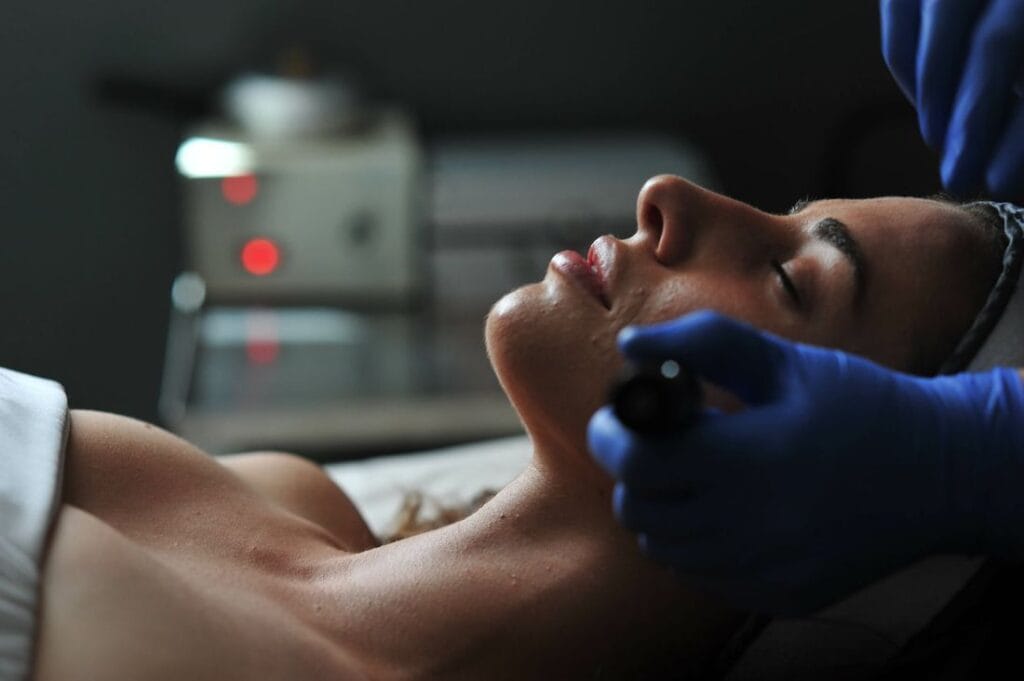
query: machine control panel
[{"left": 176, "top": 110, "right": 422, "bottom": 307}]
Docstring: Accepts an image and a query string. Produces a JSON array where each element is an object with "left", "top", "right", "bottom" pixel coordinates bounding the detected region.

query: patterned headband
[{"left": 940, "top": 202, "right": 1024, "bottom": 374}]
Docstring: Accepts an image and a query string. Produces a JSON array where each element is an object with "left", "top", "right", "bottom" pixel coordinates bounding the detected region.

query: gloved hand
[
  {"left": 588, "top": 310, "right": 1024, "bottom": 615},
  {"left": 880, "top": 0, "right": 1024, "bottom": 200}
]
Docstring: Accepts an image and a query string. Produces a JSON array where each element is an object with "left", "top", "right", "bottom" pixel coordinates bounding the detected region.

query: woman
[{"left": 19, "top": 176, "right": 1006, "bottom": 679}]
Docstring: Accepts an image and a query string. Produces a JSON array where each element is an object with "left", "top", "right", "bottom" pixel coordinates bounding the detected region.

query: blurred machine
[
  {"left": 160, "top": 117, "right": 716, "bottom": 458},
  {"left": 175, "top": 108, "right": 421, "bottom": 306},
  {"left": 428, "top": 134, "right": 714, "bottom": 315}
]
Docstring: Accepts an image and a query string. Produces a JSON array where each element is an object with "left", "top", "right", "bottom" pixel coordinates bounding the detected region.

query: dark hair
[
  {"left": 936, "top": 200, "right": 1024, "bottom": 374},
  {"left": 918, "top": 197, "right": 1010, "bottom": 375},
  {"left": 959, "top": 201, "right": 1009, "bottom": 269},
  {"left": 383, "top": 489, "right": 497, "bottom": 543},
  {"left": 927, "top": 194, "right": 1008, "bottom": 262}
]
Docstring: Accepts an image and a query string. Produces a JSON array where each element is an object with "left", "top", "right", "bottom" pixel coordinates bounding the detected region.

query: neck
[
  {"left": 313, "top": 440, "right": 742, "bottom": 680},
  {"left": 469, "top": 441, "right": 616, "bottom": 536}
]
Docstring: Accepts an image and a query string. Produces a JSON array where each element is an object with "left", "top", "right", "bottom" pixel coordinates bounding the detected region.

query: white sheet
[
  {"left": 0, "top": 368, "right": 68, "bottom": 681},
  {"left": 325, "top": 435, "right": 531, "bottom": 538}
]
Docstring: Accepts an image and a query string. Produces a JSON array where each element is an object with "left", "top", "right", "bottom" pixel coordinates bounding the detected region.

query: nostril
[{"left": 642, "top": 203, "right": 663, "bottom": 233}]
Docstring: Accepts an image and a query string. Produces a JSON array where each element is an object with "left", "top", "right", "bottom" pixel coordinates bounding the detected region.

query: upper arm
[{"left": 62, "top": 410, "right": 377, "bottom": 551}]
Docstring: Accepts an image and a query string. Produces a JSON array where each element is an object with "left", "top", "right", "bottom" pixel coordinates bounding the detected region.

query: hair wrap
[{"left": 940, "top": 202, "right": 1024, "bottom": 374}]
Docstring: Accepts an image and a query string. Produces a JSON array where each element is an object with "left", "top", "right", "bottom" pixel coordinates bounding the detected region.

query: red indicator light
[
  {"left": 245, "top": 313, "right": 280, "bottom": 365},
  {"left": 221, "top": 174, "right": 259, "bottom": 205},
  {"left": 241, "top": 238, "right": 280, "bottom": 276},
  {"left": 247, "top": 339, "right": 280, "bottom": 365}
]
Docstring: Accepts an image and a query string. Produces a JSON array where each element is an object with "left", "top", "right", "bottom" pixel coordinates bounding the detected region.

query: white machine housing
[{"left": 176, "top": 109, "right": 422, "bottom": 306}]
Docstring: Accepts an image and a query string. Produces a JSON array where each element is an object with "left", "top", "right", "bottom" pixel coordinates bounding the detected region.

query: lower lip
[{"left": 551, "top": 251, "right": 608, "bottom": 308}]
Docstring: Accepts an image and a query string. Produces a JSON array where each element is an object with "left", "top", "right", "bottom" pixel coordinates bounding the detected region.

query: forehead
[
  {"left": 797, "top": 196, "right": 985, "bottom": 370},
  {"left": 807, "top": 196, "right": 961, "bottom": 228},
  {"left": 802, "top": 196, "right": 974, "bottom": 260}
]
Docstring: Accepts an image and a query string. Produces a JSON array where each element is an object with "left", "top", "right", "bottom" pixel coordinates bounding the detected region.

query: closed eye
[{"left": 771, "top": 260, "right": 802, "bottom": 306}]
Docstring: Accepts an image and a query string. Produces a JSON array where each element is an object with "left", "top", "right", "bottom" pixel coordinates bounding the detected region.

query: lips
[{"left": 551, "top": 239, "right": 611, "bottom": 309}]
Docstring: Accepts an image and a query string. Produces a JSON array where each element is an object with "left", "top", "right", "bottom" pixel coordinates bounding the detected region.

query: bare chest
[{"left": 34, "top": 502, "right": 363, "bottom": 681}]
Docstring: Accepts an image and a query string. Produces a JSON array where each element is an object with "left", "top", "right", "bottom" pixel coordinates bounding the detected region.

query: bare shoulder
[
  {"left": 62, "top": 410, "right": 377, "bottom": 551},
  {"left": 60, "top": 409, "right": 258, "bottom": 527}
]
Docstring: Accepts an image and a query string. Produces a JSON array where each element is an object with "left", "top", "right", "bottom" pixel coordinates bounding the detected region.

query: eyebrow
[
  {"left": 787, "top": 198, "right": 867, "bottom": 305},
  {"left": 812, "top": 217, "right": 867, "bottom": 306},
  {"left": 788, "top": 198, "right": 811, "bottom": 215}
]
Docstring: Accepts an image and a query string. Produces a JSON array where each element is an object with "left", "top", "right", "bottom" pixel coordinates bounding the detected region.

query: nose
[{"left": 636, "top": 175, "right": 772, "bottom": 265}]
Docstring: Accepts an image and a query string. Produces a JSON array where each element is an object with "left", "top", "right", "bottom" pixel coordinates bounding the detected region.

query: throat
[
  {"left": 306, "top": 460, "right": 628, "bottom": 676},
  {"left": 465, "top": 458, "right": 614, "bottom": 540}
]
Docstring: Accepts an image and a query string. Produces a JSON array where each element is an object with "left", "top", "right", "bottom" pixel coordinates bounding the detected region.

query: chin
[{"left": 485, "top": 279, "right": 622, "bottom": 455}]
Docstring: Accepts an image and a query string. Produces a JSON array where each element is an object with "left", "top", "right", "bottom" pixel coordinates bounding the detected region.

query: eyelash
[{"left": 771, "top": 260, "right": 802, "bottom": 307}]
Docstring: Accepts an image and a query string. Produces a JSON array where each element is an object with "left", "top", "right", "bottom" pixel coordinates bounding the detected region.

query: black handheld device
[{"left": 609, "top": 360, "right": 703, "bottom": 434}]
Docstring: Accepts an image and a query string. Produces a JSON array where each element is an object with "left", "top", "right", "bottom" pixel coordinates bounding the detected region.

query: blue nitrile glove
[
  {"left": 880, "top": 0, "right": 1024, "bottom": 199},
  {"left": 588, "top": 310, "right": 1024, "bottom": 616}
]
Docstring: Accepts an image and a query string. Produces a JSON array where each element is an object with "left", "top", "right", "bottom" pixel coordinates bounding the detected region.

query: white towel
[{"left": 0, "top": 368, "right": 68, "bottom": 681}]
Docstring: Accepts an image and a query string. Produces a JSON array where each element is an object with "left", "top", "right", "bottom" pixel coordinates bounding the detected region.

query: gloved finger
[
  {"left": 618, "top": 310, "right": 787, "bottom": 407},
  {"left": 638, "top": 532, "right": 740, "bottom": 576},
  {"left": 879, "top": 0, "right": 922, "bottom": 103},
  {"left": 941, "top": 0, "right": 1024, "bottom": 194},
  {"left": 915, "top": 0, "right": 988, "bottom": 150},
  {"left": 589, "top": 405, "right": 714, "bottom": 484},
  {"left": 593, "top": 403, "right": 745, "bottom": 489},
  {"left": 986, "top": 98, "right": 1024, "bottom": 200},
  {"left": 613, "top": 484, "right": 708, "bottom": 536},
  {"left": 592, "top": 407, "right": 770, "bottom": 489},
  {"left": 611, "top": 403, "right": 789, "bottom": 491},
  {"left": 587, "top": 404, "right": 638, "bottom": 479},
  {"left": 639, "top": 525, "right": 768, "bottom": 579}
]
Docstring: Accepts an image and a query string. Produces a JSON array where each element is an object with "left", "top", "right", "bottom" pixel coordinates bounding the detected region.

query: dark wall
[{"left": 0, "top": 1, "right": 941, "bottom": 421}]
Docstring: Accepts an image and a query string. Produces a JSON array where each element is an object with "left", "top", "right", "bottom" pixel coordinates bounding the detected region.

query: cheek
[
  {"left": 629, "top": 272, "right": 770, "bottom": 330},
  {"left": 630, "top": 277, "right": 703, "bottom": 327},
  {"left": 621, "top": 273, "right": 794, "bottom": 412},
  {"left": 485, "top": 281, "right": 621, "bottom": 450}
]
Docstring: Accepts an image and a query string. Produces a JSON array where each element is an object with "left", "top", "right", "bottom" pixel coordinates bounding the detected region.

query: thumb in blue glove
[{"left": 588, "top": 309, "right": 1024, "bottom": 615}]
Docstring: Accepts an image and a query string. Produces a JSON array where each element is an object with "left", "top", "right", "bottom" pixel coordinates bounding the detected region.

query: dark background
[{"left": 0, "top": 1, "right": 943, "bottom": 422}]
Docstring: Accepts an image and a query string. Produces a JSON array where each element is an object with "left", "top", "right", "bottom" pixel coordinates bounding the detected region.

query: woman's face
[{"left": 485, "top": 176, "right": 995, "bottom": 457}]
